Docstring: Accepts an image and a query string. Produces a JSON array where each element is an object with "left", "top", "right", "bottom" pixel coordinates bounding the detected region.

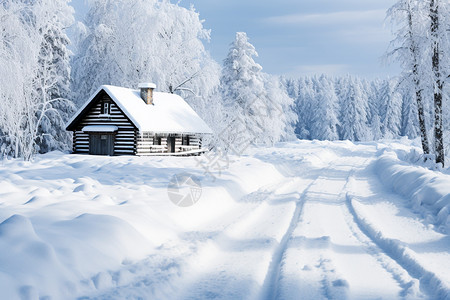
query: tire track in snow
[
  {"left": 174, "top": 148, "right": 342, "bottom": 299},
  {"left": 170, "top": 176, "right": 311, "bottom": 300},
  {"left": 341, "top": 194, "right": 423, "bottom": 299},
  {"left": 260, "top": 153, "right": 346, "bottom": 300},
  {"left": 267, "top": 154, "right": 421, "bottom": 300},
  {"left": 346, "top": 194, "right": 449, "bottom": 300},
  {"left": 335, "top": 159, "right": 426, "bottom": 299},
  {"left": 84, "top": 180, "right": 287, "bottom": 299},
  {"left": 329, "top": 161, "right": 426, "bottom": 299},
  {"left": 260, "top": 178, "right": 316, "bottom": 300}
]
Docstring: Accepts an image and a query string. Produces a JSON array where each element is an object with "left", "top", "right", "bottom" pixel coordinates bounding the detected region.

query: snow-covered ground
[{"left": 0, "top": 140, "right": 449, "bottom": 300}]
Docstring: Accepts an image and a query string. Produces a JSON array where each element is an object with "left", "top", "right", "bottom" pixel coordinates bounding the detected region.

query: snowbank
[
  {"left": 375, "top": 150, "right": 450, "bottom": 233},
  {"left": 0, "top": 150, "right": 284, "bottom": 299}
]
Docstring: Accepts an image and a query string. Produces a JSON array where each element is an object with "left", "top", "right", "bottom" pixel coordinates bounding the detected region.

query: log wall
[{"left": 73, "top": 93, "right": 136, "bottom": 155}]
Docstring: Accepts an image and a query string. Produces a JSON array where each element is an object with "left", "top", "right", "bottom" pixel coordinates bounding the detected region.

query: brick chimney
[{"left": 138, "top": 83, "right": 156, "bottom": 105}]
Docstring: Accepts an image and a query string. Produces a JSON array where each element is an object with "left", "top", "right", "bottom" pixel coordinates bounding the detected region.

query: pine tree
[
  {"left": 295, "top": 77, "right": 315, "bottom": 139},
  {"left": 281, "top": 76, "right": 300, "bottom": 100},
  {"left": 365, "top": 79, "right": 382, "bottom": 140},
  {"left": 309, "top": 75, "right": 339, "bottom": 140},
  {"left": 338, "top": 77, "right": 370, "bottom": 141},
  {"left": 219, "top": 32, "right": 265, "bottom": 151},
  {"left": 380, "top": 79, "right": 403, "bottom": 139},
  {"left": 401, "top": 91, "right": 420, "bottom": 138},
  {"left": 263, "top": 75, "right": 297, "bottom": 142},
  {"left": 220, "top": 32, "right": 295, "bottom": 150}
]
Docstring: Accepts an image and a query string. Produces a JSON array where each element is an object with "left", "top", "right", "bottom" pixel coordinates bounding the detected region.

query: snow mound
[
  {"left": 375, "top": 150, "right": 450, "bottom": 233},
  {"left": 0, "top": 213, "right": 154, "bottom": 299},
  {"left": 0, "top": 215, "right": 74, "bottom": 299}
]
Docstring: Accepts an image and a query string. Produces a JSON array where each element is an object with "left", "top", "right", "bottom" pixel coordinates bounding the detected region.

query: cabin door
[
  {"left": 89, "top": 133, "right": 114, "bottom": 156},
  {"left": 167, "top": 136, "right": 176, "bottom": 153}
]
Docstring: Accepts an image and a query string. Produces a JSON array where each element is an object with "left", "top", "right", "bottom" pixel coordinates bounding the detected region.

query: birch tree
[
  {"left": 430, "top": 0, "right": 445, "bottom": 167},
  {"left": 387, "top": 0, "right": 431, "bottom": 154},
  {"left": 387, "top": 0, "right": 449, "bottom": 165}
]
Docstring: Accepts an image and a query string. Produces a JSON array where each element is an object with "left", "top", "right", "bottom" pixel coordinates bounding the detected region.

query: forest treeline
[{"left": 0, "top": 0, "right": 448, "bottom": 165}]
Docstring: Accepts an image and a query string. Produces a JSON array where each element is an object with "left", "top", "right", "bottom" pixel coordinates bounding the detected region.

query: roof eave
[{"left": 65, "top": 86, "right": 106, "bottom": 131}]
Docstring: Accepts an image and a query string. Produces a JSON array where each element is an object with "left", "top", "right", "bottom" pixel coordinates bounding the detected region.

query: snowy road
[
  {"left": 0, "top": 141, "right": 449, "bottom": 299},
  {"left": 165, "top": 143, "right": 439, "bottom": 300}
]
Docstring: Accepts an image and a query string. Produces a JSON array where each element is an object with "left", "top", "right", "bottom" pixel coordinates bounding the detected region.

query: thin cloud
[
  {"left": 266, "top": 9, "right": 386, "bottom": 26},
  {"left": 287, "top": 64, "right": 350, "bottom": 77},
  {"left": 337, "top": 25, "right": 391, "bottom": 44}
]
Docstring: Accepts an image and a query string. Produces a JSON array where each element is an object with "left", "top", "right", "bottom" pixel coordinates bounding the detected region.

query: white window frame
[{"left": 102, "top": 102, "right": 110, "bottom": 115}]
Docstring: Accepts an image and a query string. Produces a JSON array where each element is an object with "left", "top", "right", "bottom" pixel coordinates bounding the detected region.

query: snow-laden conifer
[
  {"left": 338, "top": 77, "right": 370, "bottom": 141},
  {"left": 219, "top": 32, "right": 296, "bottom": 150},
  {"left": 380, "top": 79, "right": 403, "bottom": 139},
  {"left": 309, "top": 76, "right": 339, "bottom": 141}
]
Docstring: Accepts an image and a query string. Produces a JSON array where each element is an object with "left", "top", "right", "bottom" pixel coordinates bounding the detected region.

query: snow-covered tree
[
  {"left": 387, "top": 0, "right": 431, "bottom": 154},
  {"left": 219, "top": 32, "right": 295, "bottom": 151},
  {"left": 280, "top": 76, "right": 300, "bottom": 100},
  {"left": 429, "top": 0, "right": 446, "bottom": 167},
  {"left": 338, "top": 77, "right": 370, "bottom": 141},
  {"left": 219, "top": 32, "right": 265, "bottom": 150},
  {"left": 309, "top": 76, "right": 339, "bottom": 140},
  {"left": 33, "top": 0, "right": 75, "bottom": 153},
  {"left": 0, "top": 1, "right": 33, "bottom": 158},
  {"left": 295, "top": 77, "right": 315, "bottom": 139},
  {"left": 401, "top": 90, "right": 420, "bottom": 138},
  {"left": 71, "top": 0, "right": 220, "bottom": 121},
  {"left": 0, "top": 0, "right": 74, "bottom": 159},
  {"left": 379, "top": 79, "right": 403, "bottom": 139},
  {"left": 263, "top": 75, "right": 297, "bottom": 142},
  {"left": 387, "top": 0, "right": 449, "bottom": 165},
  {"left": 366, "top": 79, "right": 383, "bottom": 140}
]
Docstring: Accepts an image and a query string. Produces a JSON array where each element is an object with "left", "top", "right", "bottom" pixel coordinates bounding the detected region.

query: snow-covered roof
[{"left": 67, "top": 85, "right": 213, "bottom": 134}]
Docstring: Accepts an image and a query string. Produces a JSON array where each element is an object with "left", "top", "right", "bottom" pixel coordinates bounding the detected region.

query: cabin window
[
  {"left": 153, "top": 136, "right": 162, "bottom": 145},
  {"left": 102, "top": 101, "right": 110, "bottom": 115},
  {"left": 182, "top": 135, "right": 190, "bottom": 146}
]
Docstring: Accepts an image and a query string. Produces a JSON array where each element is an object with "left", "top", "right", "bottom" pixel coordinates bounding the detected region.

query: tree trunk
[
  {"left": 430, "top": 0, "right": 445, "bottom": 167},
  {"left": 413, "top": 64, "right": 431, "bottom": 155},
  {"left": 407, "top": 3, "right": 430, "bottom": 155}
]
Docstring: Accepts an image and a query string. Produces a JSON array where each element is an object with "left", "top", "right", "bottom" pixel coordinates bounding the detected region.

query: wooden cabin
[{"left": 66, "top": 83, "right": 212, "bottom": 156}]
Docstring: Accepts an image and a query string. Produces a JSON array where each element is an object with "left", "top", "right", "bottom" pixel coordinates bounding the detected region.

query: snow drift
[{"left": 375, "top": 149, "right": 450, "bottom": 233}]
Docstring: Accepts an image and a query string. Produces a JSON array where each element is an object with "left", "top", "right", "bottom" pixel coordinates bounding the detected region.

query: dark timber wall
[{"left": 72, "top": 92, "right": 136, "bottom": 155}]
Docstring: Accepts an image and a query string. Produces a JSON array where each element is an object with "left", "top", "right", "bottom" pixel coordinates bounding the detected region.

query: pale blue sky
[{"left": 70, "top": 0, "right": 399, "bottom": 78}]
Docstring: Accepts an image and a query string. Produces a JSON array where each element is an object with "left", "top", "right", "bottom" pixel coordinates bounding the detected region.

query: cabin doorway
[
  {"left": 89, "top": 133, "right": 114, "bottom": 155},
  {"left": 167, "top": 136, "right": 176, "bottom": 153}
]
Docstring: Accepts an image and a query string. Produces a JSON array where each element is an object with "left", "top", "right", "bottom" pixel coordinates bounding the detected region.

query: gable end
[{"left": 66, "top": 89, "right": 139, "bottom": 131}]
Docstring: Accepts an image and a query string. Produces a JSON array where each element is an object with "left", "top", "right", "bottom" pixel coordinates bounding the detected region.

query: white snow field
[{"left": 0, "top": 140, "right": 449, "bottom": 300}]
